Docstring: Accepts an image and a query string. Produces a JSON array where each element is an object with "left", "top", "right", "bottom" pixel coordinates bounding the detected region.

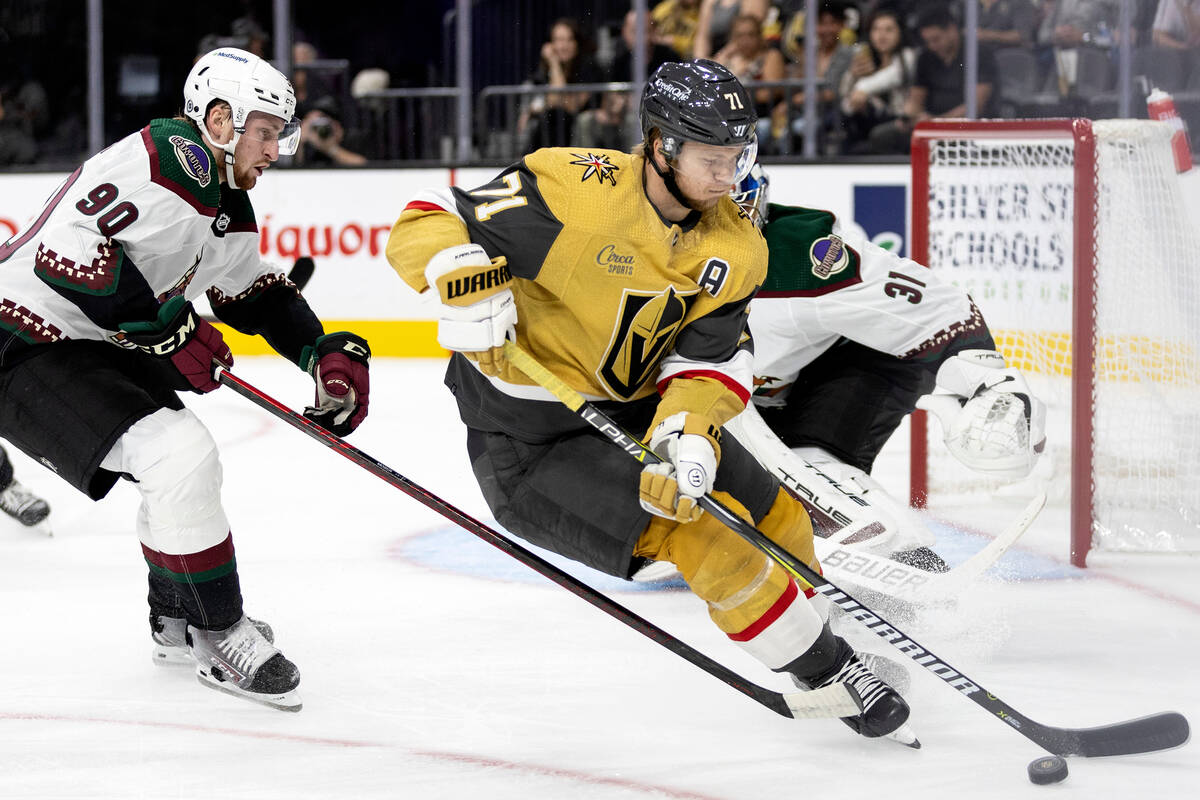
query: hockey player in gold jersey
[{"left": 387, "top": 60, "right": 912, "bottom": 743}]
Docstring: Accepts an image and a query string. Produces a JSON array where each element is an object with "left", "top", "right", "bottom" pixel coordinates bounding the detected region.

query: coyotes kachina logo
[
  {"left": 598, "top": 285, "right": 697, "bottom": 399},
  {"left": 568, "top": 152, "right": 619, "bottom": 186}
]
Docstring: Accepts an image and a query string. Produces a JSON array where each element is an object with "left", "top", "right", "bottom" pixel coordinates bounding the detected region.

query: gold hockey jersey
[{"left": 387, "top": 147, "right": 767, "bottom": 440}]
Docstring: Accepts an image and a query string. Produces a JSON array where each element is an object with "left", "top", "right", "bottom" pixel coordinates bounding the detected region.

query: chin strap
[
  {"left": 646, "top": 144, "right": 696, "bottom": 211},
  {"left": 202, "top": 123, "right": 245, "bottom": 189}
]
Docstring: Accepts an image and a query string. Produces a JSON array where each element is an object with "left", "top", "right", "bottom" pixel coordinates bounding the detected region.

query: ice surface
[{"left": 1, "top": 358, "right": 1196, "bottom": 799}]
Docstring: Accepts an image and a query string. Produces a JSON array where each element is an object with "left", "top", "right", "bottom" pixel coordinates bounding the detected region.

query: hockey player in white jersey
[
  {"left": 0, "top": 442, "right": 50, "bottom": 528},
  {"left": 0, "top": 48, "right": 371, "bottom": 711},
  {"left": 726, "top": 163, "right": 1046, "bottom": 575}
]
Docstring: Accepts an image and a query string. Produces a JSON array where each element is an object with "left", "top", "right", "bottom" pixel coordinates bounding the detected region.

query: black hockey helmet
[{"left": 641, "top": 60, "right": 757, "bottom": 166}]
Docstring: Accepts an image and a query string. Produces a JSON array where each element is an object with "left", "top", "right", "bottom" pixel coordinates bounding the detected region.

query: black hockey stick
[
  {"left": 214, "top": 366, "right": 861, "bottom": 722},
  {"left": 503, "top": 340, "right": 1191, "bottom": 758}
]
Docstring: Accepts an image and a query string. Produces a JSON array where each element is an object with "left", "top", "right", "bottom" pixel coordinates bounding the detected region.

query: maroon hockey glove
[
  {"left": 300, "top": 332, "right": 371, "bottom": 436},
  {"left": 119, "top": 297, "right": 232, "bottom": 393}
]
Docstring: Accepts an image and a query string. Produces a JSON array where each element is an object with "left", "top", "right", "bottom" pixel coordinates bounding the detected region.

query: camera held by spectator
[{"left": 298, "top": 96, "right": 367, "bottom": 166}]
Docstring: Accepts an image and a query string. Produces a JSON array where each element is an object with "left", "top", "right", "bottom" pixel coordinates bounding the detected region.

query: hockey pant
[
  {"left": 633, "top": 487, "right": 831, "bottom": 672},
  {"left": 100, "top": 407, "right": 244, "bottom": 630}
]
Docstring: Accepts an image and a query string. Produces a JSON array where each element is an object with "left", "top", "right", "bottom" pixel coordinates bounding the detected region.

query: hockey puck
[{"left": 1027, "top": 755, "right": 1068, "bottom": 785}]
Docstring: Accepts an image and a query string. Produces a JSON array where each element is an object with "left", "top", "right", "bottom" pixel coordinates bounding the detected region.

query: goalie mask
[
  {"left": 731, "top": 162, "right": 769, "bottom": 228},
  {"left": 184, "top": 47, "right": 300, "bottom": 189},
  {"left": 640, "top": 60, "right": 758, "bottom": 207}
]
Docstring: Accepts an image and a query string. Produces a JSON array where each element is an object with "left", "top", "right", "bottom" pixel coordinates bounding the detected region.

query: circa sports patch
[
  {"left": 809, "top": 234, "right": 850, "bottom": 279},
  {"left": 169, "top": 135, "right": 212, "bottom": 188}
]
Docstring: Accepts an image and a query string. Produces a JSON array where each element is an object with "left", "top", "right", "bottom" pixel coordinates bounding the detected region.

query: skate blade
[
  {"left": 151, "top": 645, "right": 193, "bottom": 667},
  {"left": 884, "top": 723, "right": 921, "bottom": 749},
  {"left": 196, "top": 669, "right": 303, "bottom": 712}
]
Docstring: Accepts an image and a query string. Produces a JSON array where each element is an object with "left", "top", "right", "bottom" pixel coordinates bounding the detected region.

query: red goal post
[{"left": 908, "top": 118, "right": 1200, "bottom": 567}]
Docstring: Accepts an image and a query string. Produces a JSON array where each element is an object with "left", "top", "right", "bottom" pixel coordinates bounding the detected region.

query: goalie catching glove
[
  {"left": 426, "top": 243, "right": 516, "bottom": 377},
  {"left": 916, "top": 349, "right": 1046, "bottom": 478},
  {"left": 300, "top": 332, "right": 371, "bottom": 436},
  {"left": 118, "top": 296, "right": 232, "bottom": 394},
  {"left": 639, "top": 412, "right": 722, "bottom": 523}
]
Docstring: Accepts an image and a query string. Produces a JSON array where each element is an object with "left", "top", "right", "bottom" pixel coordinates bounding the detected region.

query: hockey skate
[
  {"left": 151, "top": 613, "right": 274, "bottom": 666},
  {"left": 792, "top": 645, "right": 917, "bottom": 747},
  {"left": 187, "top": 616, "right": 301, "bottom": 712},
  {"left": 0, "top": 479, "right": 51, "bottom": 529}
]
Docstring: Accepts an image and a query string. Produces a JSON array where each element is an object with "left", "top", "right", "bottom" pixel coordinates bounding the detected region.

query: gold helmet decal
[{"left": 598, "top": 285, "right": 696, "bottom": 399}]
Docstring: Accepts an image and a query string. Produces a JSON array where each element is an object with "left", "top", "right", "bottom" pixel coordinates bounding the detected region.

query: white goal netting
[{"left": 915, "top": 119, "right": 1200, "bottom": 557}]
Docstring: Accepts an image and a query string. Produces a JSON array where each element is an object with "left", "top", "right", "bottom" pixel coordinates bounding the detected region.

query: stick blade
[{"left": 1045, "top": 711, "right": 1190, "bottom": 758}]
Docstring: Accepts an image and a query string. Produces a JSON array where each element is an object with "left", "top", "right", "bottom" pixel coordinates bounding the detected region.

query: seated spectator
[
  {"left": 296, "top": 95, "right": 368, "bottom": 166},
  {"left": 574, "top": 10, "right": 677, "bottom": 151},
  {"left": 714, "top": 14, "right": 786, "bottom": 119},
  {"left": 519, "top": 18, "right": 602, "bottom": 150},
  {"left": 0, "top": 84, "right": 39, "bottom": 166},
  {"left": 1151, "top": 0, "right": 1200, "bottom": 50},
  {"left": 651, "top": 0, "right": 703, "bottom": 59},
  {"left": 694, "top": 0, "right": 771, "bottom": 59},
  {"left": 608, "top": 9, "right": 680, "bottom": 82},
  {"left": 839, "top": 7, "right": 917, "bottom": 154},
  {"left": 978, "top": 0, "right": 1039, "bottom": 55},
  {"left": 869, "top": 4, "right": 997, "bottom": 154},
  {"left": 770, "top": 1, "right": 855, "bottom": 153}
]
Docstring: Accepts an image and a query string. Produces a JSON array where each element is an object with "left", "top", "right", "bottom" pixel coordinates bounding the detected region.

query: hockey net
[{"left": 909, "top": 119, "right": 1200, "bottom": 566}]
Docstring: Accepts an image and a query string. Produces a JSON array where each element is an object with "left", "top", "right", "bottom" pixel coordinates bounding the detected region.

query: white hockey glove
[
  {"left": 425, "top": 243, "right": 516, "bottom": 377},
  {"left": 916, "top": 350, "right": 1047, "bottom": 478},
  {"left": 639, "top": 412, "right": 721, "bottom": 523}
]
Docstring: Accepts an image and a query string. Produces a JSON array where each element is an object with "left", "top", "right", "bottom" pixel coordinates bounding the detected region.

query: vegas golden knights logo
[{"left": 598, "top": 286, "right": 694, "bottom": 399}]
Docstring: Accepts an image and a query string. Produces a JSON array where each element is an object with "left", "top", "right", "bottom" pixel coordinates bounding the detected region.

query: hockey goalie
[{"left": 640, "top": 163, "right": 1046, "bottom": 607}]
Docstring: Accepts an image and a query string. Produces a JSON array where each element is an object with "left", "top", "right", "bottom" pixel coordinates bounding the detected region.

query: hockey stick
[
  {"left": 214, "top": 365, "right": 861, "bottom": 722},
  {"left": 503, "top": 340, "right": 1190, "bottom": 758},
  {"left": 728, "top": 403, "right": 1043, "bottom": 600}
]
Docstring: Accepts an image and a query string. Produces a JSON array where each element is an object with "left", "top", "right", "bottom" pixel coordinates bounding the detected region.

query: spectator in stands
[
  {"left": 519, "top": 17, "right": 602, "bottom": 150},
  {"left": 231, "top": 17, "right": 270, "bottom": 58},
  {"left": 770, "top": 1, "right": 855, "bottom": 153},
  {"left": 977, "top": 0, "right": 1040, "bottom": 54},
  {"left": 574, "top": 10, "right": 675, "bottom": 151},
  {"left": 296, "top": 95, "right": 367, "bottom": 166},
  {"left": 608, "top": 8, "right": 680, "bottom": 82},
  {"left": 0, "top": 84, "right": 38, "bottom": 166},
  {"left": 714, "top": 14, "right": 787, "bottom": 119},
  {"left": 869, "top": 4, "right": 997, "bottom": 154},
  {"left": 1151, "top": 0, "right": 1200, "bottom": 50},
  {"left": 652, "top": 0, "right": 703, "bottom": 58},
  {"left": 1037, "top": 0, "right": 1119, "bottom": 49},
  {"left": 694, "top": 0, "right": 771, "bottom": 59},
  {"left": 839, "top": 6, "right": 917, "bottom": 154}
]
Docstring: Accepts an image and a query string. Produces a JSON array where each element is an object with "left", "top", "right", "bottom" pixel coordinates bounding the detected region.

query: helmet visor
[
  {"left": 238, "top": 115, "right": 302, "bottom": 155},
  {"left": 670, "top": 137, "right": 758, "bottom": 189}
]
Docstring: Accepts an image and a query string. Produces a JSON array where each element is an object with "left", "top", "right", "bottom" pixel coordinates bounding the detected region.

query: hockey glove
[
  {"left": 300, "top": 332, "right": 371, "bottom": 436},
  {"left": 639, "top": 412, "right": 722, "bottom": 523},
  {"left": 118, "top": 296, "right": 232, "bottom": 394},
  {"left": 916, "top": 349, "right": 1047, "bottom": 478},
  {"left": 425, "top": 243, "right": 516, "bottom": 377}
]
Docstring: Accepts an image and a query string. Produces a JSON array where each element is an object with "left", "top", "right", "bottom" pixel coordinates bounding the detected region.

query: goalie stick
[
  {"left": 214, "top": 365, "right": 862, "bottom": 722},
  {"left": 503, "top": 340, "right": 1190, "bottom": 758},
  {"left": 727, "top": 403, "right": 1043, "bottom": 601}
]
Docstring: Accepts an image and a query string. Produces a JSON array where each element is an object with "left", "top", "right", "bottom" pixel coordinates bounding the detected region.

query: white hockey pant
[{"left": 99, "top": 407, "right": 230, "bottom": 556}]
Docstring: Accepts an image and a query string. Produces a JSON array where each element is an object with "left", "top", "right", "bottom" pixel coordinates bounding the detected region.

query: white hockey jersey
[
  {"left": 0, "top": 118, "right": 295, "bottom": 352},
  {"left": 749, "top": 204, "right": 992, "bottom": 406}
]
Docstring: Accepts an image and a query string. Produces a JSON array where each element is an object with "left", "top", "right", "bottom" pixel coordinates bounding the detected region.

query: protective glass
[
  {"left": 238, "top": 116, "right": 302, "bottom": 155},
  {"left": 670, "top": 137, "right": 759, "bottom": 188}
]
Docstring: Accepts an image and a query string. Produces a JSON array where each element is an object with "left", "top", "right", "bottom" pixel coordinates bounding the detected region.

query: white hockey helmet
[{"left": 183, "top": 48, "right": 300, "bottom": 184}]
